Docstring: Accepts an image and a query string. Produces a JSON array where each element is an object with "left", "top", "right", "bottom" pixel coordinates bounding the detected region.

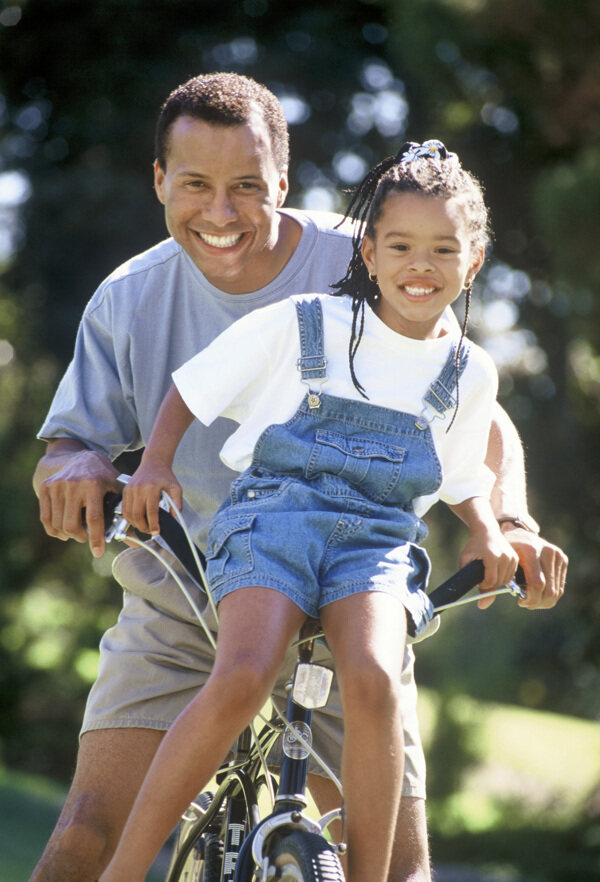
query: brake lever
[{"left": 103, "top": 475, "right": 130, "bottom": 542}]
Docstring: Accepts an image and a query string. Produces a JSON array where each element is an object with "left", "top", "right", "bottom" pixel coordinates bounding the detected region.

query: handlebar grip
[
  {"left": 427, "top": 561, "right": 526, "bottom": 612},
  {"left": 427, "top": 560, "right": 485, "bottom": 610}
]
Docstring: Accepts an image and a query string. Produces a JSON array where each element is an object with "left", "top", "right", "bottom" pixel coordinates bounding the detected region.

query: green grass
[
  {"left": 417, "top": 689, "right": 600, "bottom": 831},
  {"left": 417, "top": 690, "right": 600, "bottom": 881}
]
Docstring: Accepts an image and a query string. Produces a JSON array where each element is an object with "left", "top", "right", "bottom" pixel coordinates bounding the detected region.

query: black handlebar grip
[
  {"left": 428, "top": 560, "right": 526, "bottom": 613},
  {"left": 427, "top": 560, "right": 486, "bottom": 611}
]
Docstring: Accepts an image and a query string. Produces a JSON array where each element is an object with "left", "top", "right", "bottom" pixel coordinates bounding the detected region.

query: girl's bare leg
[
  {"left": 99, "top": 587, "right": 306, "bottom": 882},
  {"left": 320, "top": 591, "right": 408, "bottom": 882}
]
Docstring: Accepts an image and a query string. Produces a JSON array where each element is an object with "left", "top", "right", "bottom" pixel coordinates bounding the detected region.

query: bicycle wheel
[
  {"left": 166, "top": 793, "right": 224, "bottom": 882},
  {"left": 267, "top": 831, "right": 345, "bottom": 882}
]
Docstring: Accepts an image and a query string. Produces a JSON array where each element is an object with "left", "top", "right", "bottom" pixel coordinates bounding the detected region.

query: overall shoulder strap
[
  {"left": 416, "top": 341, "right": 470, "bottom": 429},
  {"left": 295, "top": 298, "right": 328, "bottom": 407}
]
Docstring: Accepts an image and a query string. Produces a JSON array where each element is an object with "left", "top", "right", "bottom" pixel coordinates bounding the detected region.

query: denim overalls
[{"left": 206, "top": 298, "right": 468, "bottom": 637}]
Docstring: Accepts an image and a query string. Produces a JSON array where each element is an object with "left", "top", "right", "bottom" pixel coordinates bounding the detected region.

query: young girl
[{"left": 100, "top": 140, "right": 518, "bottom": 882}]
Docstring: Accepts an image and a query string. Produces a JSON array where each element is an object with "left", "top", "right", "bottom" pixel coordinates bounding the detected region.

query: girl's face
[{"left": 361, "top": 192, "right": 484, "bottom": 340}]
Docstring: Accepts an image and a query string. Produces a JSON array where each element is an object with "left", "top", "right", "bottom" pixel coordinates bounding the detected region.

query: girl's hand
[
  {"left": 122, "top": 458, "right": 182, "bottom": 536},
  {"left": 459, "top": 527, "right": 519, "bottom": 609}
]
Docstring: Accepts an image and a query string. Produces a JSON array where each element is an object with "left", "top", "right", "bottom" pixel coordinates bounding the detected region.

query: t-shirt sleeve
[
  {"left": 437, "top": 346, "right": 499, "bottom": 505},
  {"left": 37, "top": 289, "right": 141, "bottom": 460},
  {"left": 173, "top": 299, "right": 297, "bottom": 427}
]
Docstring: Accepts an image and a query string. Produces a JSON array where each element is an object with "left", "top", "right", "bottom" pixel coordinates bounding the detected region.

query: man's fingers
[
  {"left": 84, "top": 501, "right": 107, "bottom": 558},
  {"left": 39, "top": 485, "right": 67, "bottom": 540},
  {"left": 521, "top": 544, "right": 567, "bottom": 609}
]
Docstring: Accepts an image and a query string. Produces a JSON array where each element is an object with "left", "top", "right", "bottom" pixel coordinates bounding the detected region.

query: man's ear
[
  {"left": 153, "top": 160, "right": 166, "bottom": 205},
  {"left": 276, "top": 171, "right": 289, "bottom": 208}
]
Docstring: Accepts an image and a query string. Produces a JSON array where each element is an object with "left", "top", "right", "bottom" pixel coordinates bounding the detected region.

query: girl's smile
[{"left": 361, "top": 192, "right": 484, "bottom": 340}]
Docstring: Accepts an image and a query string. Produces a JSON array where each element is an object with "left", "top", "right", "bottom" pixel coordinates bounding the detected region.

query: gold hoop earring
[{"left": 369, "top": 272, "right": 377, "bottom": 283}]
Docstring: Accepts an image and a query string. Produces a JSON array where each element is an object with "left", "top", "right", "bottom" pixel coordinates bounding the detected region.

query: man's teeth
[
  {"left": 199, "top": 232, "right": 243, "bottom": 248},
  {"left": 404, "top": 285, "right": 435, "bottom": 297}
]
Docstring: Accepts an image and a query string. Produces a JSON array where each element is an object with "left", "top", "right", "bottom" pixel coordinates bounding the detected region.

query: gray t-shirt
[{"left": 39, "top": 208, "right": 355, "bottom": 548}]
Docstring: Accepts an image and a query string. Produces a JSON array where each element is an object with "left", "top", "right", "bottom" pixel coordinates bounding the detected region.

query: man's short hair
[{"left": 155, "top": 72, "right": 290, "bottom": 174}]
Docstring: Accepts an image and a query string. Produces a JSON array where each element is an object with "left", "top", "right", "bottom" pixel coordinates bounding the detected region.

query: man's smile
[{"left": 196, "top": 231, "right": 245, "bottom": 249}]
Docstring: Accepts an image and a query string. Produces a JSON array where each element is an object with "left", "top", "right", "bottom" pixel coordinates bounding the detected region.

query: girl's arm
[
  {"left": 122, "top": 384, "right": 195, "bottom": 535},
  {"left": 448, "top": 496, "right": 519, "bottom": 608}
]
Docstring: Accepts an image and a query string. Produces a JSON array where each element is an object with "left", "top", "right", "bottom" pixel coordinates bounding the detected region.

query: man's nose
[{"left": 204, "top": 189, "right": 238, "bottom": 224}]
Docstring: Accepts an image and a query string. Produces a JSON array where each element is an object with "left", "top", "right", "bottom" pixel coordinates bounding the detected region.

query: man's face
[{"left": 154, "top": 115, "right": 289, "bottom": 293}]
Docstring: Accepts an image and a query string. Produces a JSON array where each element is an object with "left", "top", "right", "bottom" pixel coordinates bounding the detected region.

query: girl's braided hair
[{"left": 333, "top": 140, "right": 491, "bottom": 409}]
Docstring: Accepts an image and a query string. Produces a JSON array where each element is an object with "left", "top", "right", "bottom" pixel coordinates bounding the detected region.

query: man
[{"left": 32, "top": 72, "right": 567, "bottom": 882}]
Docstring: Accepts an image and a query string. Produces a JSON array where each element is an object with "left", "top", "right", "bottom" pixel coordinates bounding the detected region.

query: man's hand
[
  {"left": 501, "top": 526, "right": 568, "bottom": 610},
  {"left": 35, "top": 440, "right": 121, "bottom": 558}
]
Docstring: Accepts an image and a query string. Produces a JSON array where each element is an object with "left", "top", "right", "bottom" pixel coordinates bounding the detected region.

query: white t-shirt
[{"left": 174, "top": 293, "right": 498, "bottom": 516}]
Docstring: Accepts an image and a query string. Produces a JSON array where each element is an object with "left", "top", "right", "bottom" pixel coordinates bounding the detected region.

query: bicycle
[{"left": 103, "top": 478, "right": 525, "bottom": 882}]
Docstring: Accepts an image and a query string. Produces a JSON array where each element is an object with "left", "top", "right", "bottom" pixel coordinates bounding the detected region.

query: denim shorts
[
  {"left": 206, "top": 473, "right": 434, "bottom": 636},
  {"left": 81, "top": 541, "right": 427, "bottom": 798}
]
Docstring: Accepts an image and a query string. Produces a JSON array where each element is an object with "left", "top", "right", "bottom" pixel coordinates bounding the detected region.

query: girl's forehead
[{"left": 376, "top": 191, "right": 469, "bottom": 235}]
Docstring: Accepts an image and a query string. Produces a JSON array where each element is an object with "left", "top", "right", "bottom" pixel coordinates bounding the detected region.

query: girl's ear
[
  {"left": 467, "top": 245, "right": 485, "bottom": 285},
  {"left": 360, "top": 235, "right": 376, "bottom": 276}
]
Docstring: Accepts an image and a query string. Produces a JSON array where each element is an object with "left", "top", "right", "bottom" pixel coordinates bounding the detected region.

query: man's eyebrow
[{"left": 174, "top": 170, "right": 264, "bottom": 181}]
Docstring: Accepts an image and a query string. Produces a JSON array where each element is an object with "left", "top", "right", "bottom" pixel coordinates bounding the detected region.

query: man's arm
[
  {"left": 485, "top": 403, "right": 568, "bottom": 609},
  {"left": 33, "top": 438, "right": 121, "bottom": 558}
]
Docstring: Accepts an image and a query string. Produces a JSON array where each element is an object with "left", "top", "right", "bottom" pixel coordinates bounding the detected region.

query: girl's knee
[
  {"left": 342, "top": 658, "right": 401, "bottom": 716},
  {"left": 208, "top": 657, "right": 275, "bottom": 714}
]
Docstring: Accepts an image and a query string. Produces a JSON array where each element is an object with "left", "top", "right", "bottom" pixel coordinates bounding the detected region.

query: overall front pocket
[
  {"left": 305, "top": 429, "right": 407, "bottom": 502},
  {"left": 205, "top": 513, "right": 256, "bottom": 586}
]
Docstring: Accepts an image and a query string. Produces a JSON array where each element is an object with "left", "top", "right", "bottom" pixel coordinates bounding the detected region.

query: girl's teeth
[
  {"left": 200, "top": 233, "right": 243, "bottom": 248},
  {"left": 404, "top": 286, "right": 435, "bottom": 297}
]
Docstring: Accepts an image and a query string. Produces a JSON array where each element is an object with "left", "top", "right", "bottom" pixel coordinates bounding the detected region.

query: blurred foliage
[{"left": 0, "top": 0, "right": 599, "bottom": 810}]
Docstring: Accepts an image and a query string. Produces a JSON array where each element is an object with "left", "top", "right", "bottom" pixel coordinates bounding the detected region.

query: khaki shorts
[{"left": 82, "top": 542, "right": 426, "bottom": 799}]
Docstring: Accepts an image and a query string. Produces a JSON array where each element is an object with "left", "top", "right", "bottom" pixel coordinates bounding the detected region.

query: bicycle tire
[
  {"left": 266, "top": 831, "right": 345, "bottom": 882},
  {"left": 166, "top": 793, "right": 224, "bottom": 882}
]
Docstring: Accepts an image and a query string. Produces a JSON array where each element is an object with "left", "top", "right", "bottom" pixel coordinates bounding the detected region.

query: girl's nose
[{"left": 408, "top": 250, "right": 434, "bottom": 272}]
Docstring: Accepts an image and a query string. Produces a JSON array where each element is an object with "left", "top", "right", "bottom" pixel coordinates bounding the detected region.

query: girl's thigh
[
  {"left": 319, "top": 591, "right": 408, "bottom": 679},
  {"left": 211, "top": 585, "right": 307, "bottom": 681}
]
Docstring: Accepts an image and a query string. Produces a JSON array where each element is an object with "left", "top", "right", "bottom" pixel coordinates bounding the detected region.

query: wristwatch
[{"left": 497, "top": 515, "right": 540, "bottom": 535}]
